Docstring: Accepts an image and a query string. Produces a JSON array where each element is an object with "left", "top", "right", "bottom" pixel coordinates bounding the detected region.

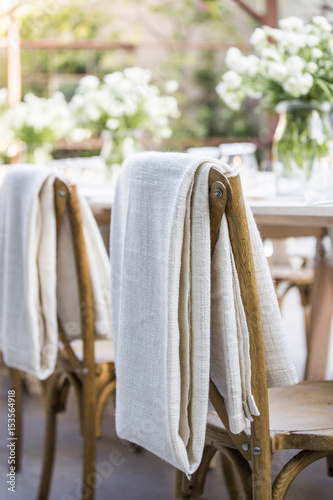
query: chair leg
[
  {"left": 251, "top": 444, "right": 272, "bottom": 500},
  {"left": 9, "top": 369, "right": 23, "bottom": 473},
  {"left": 37, "top": 374, "right": 70, "bottom": 500},
  {"left": 326, "top": 454, "right": 333, "bottom": 477},
  {"left": 220, "top": 447, "right": 252, "bottom": 500},
  {"left": 95, "top": 378, "right": 116, "bottom": 439},
  {"left": 174, "top": 445, "right": 217, "bottom": 498},
  {"left": 80, "top": 403, "right": 97, "bottom": 500},
  {"left": 272, "top": 450, "right": 329, "bottom": 500},
  {"left": 79, "top": 370, "right": 97, "bottom": 500}
]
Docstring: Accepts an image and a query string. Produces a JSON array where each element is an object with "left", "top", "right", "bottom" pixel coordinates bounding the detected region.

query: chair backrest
[
  {"left": 53, "top": 179, "right": 96, "bottom": 381},
  {"left": 208, "top": 169, "right": 271, "bottom": 479}
]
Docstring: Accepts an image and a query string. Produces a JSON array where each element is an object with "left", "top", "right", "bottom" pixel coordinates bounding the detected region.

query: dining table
[
  {"left": 251, "top": 198, "right": 333, "bottom": 381},
  {"left": 84, "top": 187, "right": 333, "bottom": 382}
]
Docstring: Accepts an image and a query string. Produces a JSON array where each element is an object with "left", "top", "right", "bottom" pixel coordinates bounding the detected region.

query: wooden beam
[
  {"left": 234, "top": 0, "right": 278, "bottom": 27},
  {"left": 18, "top": 38, "right": 251, "bottom": 52},
  {"left": 263, "top": 0, "right": 278, "bottom": 28},
  {"left": 234, "top": 0, "right": 265, "bottom": 24}
]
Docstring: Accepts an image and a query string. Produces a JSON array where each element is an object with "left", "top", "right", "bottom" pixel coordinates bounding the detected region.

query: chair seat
[
  {"left": 270, "top": 265, "right": 314, "bottom": 286},
  {"left": 207, "top": 381, "right": 333, "bottom": 454},
  {"left": 59, "top": 339, "right": 114, "bottom": 364}
]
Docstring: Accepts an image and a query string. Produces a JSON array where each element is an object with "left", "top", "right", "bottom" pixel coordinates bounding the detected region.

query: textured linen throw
[
  {"left": 110, "top": 152, "right": 297, "bottom": 475},
  {"left": 0, "top": 165, "right": 111, "bottom": 380}
]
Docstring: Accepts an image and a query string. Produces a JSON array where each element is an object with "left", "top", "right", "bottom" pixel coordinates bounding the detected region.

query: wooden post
[
  {"left": 7, "top": 0, "right": 21, "bottom": 108},
  {"left": 234, "top": 0, "right": 278, "bottom": 27},
  {"left": 264, "top": 0, "right": 278, "bottom": 28}
]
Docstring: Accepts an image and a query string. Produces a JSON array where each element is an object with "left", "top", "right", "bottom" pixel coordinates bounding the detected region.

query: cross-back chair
[
  {"left": 175, "top": 169, "right": 333, "bottom": 500},
  {"left": 6, "top": 176, "right": 115, "bottom": 500},
  {"left": 35, "top": 179, "right": 116, "bottom": 500}
]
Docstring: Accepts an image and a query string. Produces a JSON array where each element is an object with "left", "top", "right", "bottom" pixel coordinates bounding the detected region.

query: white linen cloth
[
  {"left": 0, "top": 165, "right": 111, "bottom": 380},
  {"left": 110, "top": 152, "right": 297, "bottom": 475}
]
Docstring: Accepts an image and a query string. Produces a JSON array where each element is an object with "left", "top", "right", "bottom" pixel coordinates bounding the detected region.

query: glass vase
[
  {"left": 20, "top": 142, "right": 53, "bottom": 165},
  {"left": 272, "top": 100, "right": 333, "bottom": 200},
  {"left": 100, "top": 129, "right": 144, "bottom": 188}
]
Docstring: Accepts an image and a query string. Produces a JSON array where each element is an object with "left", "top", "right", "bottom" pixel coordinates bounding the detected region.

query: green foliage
[
  {"left": 20, "top": 2, "right": 107, "bottom": 40},
  {"left": 273, "top": 103, "right": 332, "bottom": 177},
  {"left": 2, "top": 0, "right": 261, "bottom": 143}
]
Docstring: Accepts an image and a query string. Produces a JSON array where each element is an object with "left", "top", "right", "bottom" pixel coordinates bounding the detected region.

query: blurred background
[{"left": 1, "top": 0, "right": 333, "bottom": 166}]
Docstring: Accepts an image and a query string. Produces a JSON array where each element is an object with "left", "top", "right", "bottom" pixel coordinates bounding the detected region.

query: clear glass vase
[
  {"left": 100, "top": 129, "right": 144, "bottom": 188},
  {"left": 272, "top": 100, "right": 333, "bottom": 200},
  {"left": 20, "top": 142, "right": 53, "bottom": 165}
]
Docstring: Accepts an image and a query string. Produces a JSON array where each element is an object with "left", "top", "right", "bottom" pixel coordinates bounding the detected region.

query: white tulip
[
  {"left": 116, "top": 78, "right": 134, "bottom": 96},
  {"left": 124, "top": 67, "right": 151, "bottom": 85},
  {"left": 164, "top": 80, "right": 179, "bottom": 94},
  {"left": 70, "top": 128, "right": 92, "bottom": 142},
  {"left": 285, "top": 55, "right": 305, "bottom": 75},
  {"left": 246, "top": 55, "right": 260, "bottom": 76},
  {"left": 306, "top": 34, "right": 320, "bottom": 46},
  {"left": 158, "top": 127, "right": 172, "bottom": 139},
  {"left": 299, "top": 73, "right": 314, "bottom": 94},
  {"left": 261, "top": 48, "right": 281, "bottom": 62},
  {"left": 103, "top": 72, "right": 123, "bottom": 87},
  {"left": 278, "top": 16, "right": 304, "bottom": 31},
  {"left": 216, "top": 81, "right": 228, "bottom": 98},
  {"left": 264, "top": 27, "right": 284, "bottom": 42},
  {"left": 312, "top": 16, "right": 332, "bottom": 32},
  {"left": 307, "top": 61, "right": 318, "bottom": 74},
  {"left": 78, "top": 75, "right": 100, "bottom": 90},
  {"left": 250, "top": 27, "right": 266, "bottom": 46},
  {"left": 85, "top": 104, "right": 101, "bottom": 121},
  {"left": 222, "top": 92, "right": 242, "bottom": 110},
  {"left": 162, "top": 96, "right": 179, "bottom": 117},
  {"left": 266, "top": 61, "right": 288, "bottom": 80},
  {"left": 238, "top": 56, "right": 253, "bottom": 74},
  {"left": 283, "top": 76, "right": 302, "bottom": 96},
  {"left": 225, "top": 47, "right": 243, "bottom": 70},
  {"left": 222, "top": 70, "right": 242, "bottom": 88},
  {"left": 106, "top": 118, "right": 120, "bottom": 131},
  {"left": 312, "top": 47, "right": 323, "bottom": 59},
  {"left": 281, "top": 32, "right": 307, "bottom": 52},
  {"left": 24, "top": 92, "right": 36, "bottom": 104}
]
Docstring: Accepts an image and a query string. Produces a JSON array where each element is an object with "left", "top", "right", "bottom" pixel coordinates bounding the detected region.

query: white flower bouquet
[
  {"left": 4, "top": 91, "right": 73, "bottom": 163},
  {"left": 216, "top": 16, "right": 333, "bottom": 184},
  {"left": 0, "top": 89, "right": 13, "bottom": 163},
  {"left": 70, "top": 67, "right": 180, "bottom": 166},
  {"left": 216, "top": 15, "right": 333, "bottom": 111},
  {"left": 0, "top": 88, "right": 8, "bottom": 114}
]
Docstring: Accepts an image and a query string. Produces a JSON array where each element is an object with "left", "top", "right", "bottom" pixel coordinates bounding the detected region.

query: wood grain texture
[
  {"left": 272, "top": 450, "right": 330, "bottom": 500},
  {"left": 219, "top": 447, "right": 252, "bottom": 500},
  {"left": 305, "top": 239, "right": 333, "bottom": 380},
  {"left": 175, "top": 446, "right": 217, "bottom": 498},
  {"left": 225, "top": 173, "right": 272, "bottom": 499},
  {"left": 37, "top": 181, "right": 116, "bottom": 500}
]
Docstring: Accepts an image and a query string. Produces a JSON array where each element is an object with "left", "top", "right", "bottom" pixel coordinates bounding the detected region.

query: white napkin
[
  {"left": 110, "top": 152, "right": 297, "bottom": 474},
  {"left": 0, "top": 165, "right": 112, "bottom": 380}
]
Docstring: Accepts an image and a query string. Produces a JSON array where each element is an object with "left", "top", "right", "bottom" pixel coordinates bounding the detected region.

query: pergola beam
[
  {"left": 234, "top": 0, "right": 278, "bottom": 27},
  {"left": 1, "top": 38, "right": 251, "bottom": 51}
]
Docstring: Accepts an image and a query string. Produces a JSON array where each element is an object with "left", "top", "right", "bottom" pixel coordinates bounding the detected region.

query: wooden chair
[
  {"left": 7, "top": 179, "right": 115, "bottom": 500},
  {"left": 35, "top": 179, "right": 116, "bottom": 500},
  {"left": 271, "top": 263, "right": 313, "bottom": 350},
  {"left": 175, "top": 169, "right": 333, "bottom": 500}
]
